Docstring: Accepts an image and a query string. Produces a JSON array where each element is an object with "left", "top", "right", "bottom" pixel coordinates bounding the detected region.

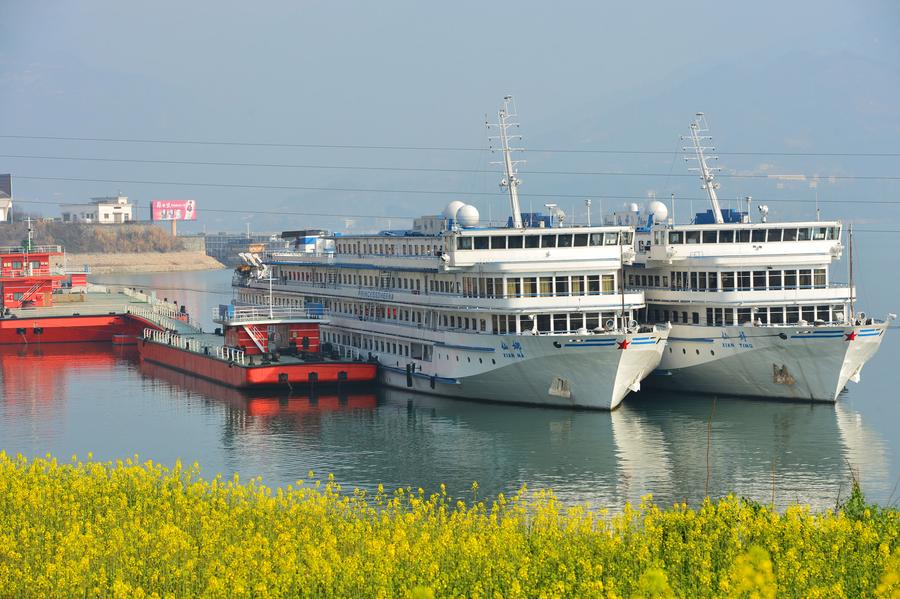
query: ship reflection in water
[{"left": 0, "top": 344, "right": 893, "bottom": 509}]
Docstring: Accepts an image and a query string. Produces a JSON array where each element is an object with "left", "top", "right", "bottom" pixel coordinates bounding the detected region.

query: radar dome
[
  {"left": 455, "top": 204, "right": 480, "bottom": 228},
  {"left": 628, "top": 202, "right": 640, "bottom": 213},
  {"left": 443, "top": 200, "right": 466, "bottom": 220},
  {"left": 648, "top": 200, "right": 669, "bottom": 222}
]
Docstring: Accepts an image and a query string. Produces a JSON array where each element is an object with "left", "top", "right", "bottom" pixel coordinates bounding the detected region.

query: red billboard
[{"left": 151, "top": 200, "right": 197, "bottom": 221}]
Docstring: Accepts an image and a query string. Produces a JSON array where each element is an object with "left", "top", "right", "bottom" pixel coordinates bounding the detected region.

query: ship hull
[
  {"left": 0, "top": 314, "right": 151, "bottom": 345},
  {"left": 376, "top": 330, "right": 667, "bottom": 410},
  {"left": 139, "top": 338, "right": 377, "bottom": 389},
  {"left": 646, "top": 322, "right": 887, "bottom": 401}
]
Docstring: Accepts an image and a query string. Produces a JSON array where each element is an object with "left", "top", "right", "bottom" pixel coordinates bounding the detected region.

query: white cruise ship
[
  {"left": 233, "top": 97, "right": 669, "bottom": 409},
  {"left": 616, "top": 114, "right": 892, "bottom": 401}
]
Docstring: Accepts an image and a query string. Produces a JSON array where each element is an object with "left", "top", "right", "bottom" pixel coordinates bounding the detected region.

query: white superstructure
[
  {"left": 233, "top": 98, "right": 669, "bottom": 410},
  {"left": 620, "top": 114, "right": 891, "bottom": 401}
]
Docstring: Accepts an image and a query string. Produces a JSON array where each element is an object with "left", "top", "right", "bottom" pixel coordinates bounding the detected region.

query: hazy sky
[{"left": 2, "top": 1, "right": 899, "bottom": 234}]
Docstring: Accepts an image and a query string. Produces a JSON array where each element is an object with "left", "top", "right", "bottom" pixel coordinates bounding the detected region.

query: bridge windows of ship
[
  {"left": 455, "top": 231, "right": 633, "bottom": 251},
  {"left": 664, "top": 226, "right": 840, "bottom": 245}
]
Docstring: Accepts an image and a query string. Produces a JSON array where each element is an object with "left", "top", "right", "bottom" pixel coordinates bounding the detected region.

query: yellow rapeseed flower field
[{"left": 0, "top": 452, "right": 898, "bottom": 598}]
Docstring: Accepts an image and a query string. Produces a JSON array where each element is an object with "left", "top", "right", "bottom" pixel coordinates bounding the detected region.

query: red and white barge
[{"left": 138, "top": 305, "right": 377, "bottom": 389}]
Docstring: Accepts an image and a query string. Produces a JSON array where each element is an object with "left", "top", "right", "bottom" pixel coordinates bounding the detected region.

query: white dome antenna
[{"left": 456, "top": 204, "right": 480, "bottom": 227}]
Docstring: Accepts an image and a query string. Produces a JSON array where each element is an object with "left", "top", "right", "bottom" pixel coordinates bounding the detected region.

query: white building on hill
[{"left": 61, "top": 195, "right": 133, "bottom": 224}]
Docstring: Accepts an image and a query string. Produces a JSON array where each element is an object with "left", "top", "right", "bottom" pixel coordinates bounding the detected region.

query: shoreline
[{"left": 65, "top": 250, "right": 225, "bottom": 274}]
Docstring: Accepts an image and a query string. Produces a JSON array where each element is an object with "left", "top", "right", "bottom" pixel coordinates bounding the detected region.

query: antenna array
[
  {"left": 682, "top": 112, "right": 724, "bottom": 224},
  {"left": 486, "top": 96, "right": 526, "bottom": 228}
]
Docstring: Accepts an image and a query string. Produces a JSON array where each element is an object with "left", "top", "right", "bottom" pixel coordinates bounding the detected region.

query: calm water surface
[{"left": 1, "top": 268, "right": 897, "bottom": 510}]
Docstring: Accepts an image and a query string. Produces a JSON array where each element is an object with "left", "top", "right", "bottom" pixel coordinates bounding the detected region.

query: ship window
[
  {"left": 719, "top": 230, "right": 735, "bottom": 243},
  {"left": 507, "top": 278, "right": 521, "bottom": 297},
  {"left": 557, "top": 234, "right": 573, "bottom": 248},
  {"left": 724, "top": 309, "right": 734, "bottom": 325},
  {"left": 799, "top": 269, "right": 812, "bottom": 288},
  {"left": 586, "top": 313, "right": 600, "bottom": 330},
  {"left": 671, "top": 311, "right": 678, "bottom": 323},
  {"left": 602, "top": 274, "right": 615, "bottom": 294},
  {"left": 783, "top": 228, "right": 798, "bottom": 242},
  {"left": 525, "top": 235, "right": 540, "bottom": 248},
  {"left": 814, "top": 269, "right": 826, "bottom": 287},
  {"left": 813, "top": 227, "right": 827, "bottom": 240},
  {"left": 690, "top": 272, "right": 698, "bottom": 290},
  {"left": 523, "top": 277, "right": 537, "bottom": 297},
  {"left": 668, "top": 231, "right": 684, "bottom": 244},
  {"left": 692, "top": 312, "right": 700, "bottom": 324},
  {"left": 686, "top": 231, "right": 701, "bottom": 244},
  {"left": 604, "top": 232, "right": 619, "bottom": 246},
  {"left": 536, "top": 314, "right": 551, "bottom": 333},
  {"left": 786, "top": 306, "right": 800, "bottom": 323},
  {"left": 457, "top": 237, "right": 473, "bottom": 250},
  {"left": 474, "top": 237, "right": 489, "bottom": 250},
  {"left": 490, "top": 236, "right": 507, "bottom": 249},
  {"left": 768, "top": 270, "right": 781, "bottom": 289},
  {"left": 817, "top": 305, "right": 830, "bottom": 321},
  {"left": 738, "top": 271, "right": 751, "bottom": 290},
  {"left": 507, "top": 235, "right": 524, "bottom": 248},
  {"left": 750, "top": 229, "right": 764, "bottom": 242},
  {"left": 553, "top": 313, "right": 568, "bottom": 332},
  {"left": 539, "top": 277, "right": 553, "bottom": 296},
  {"left": 828, "top": 226, "right": 841, "bottom": 240},
  {"left": 587, "top": 275, "right": 600, "bottom": 295},
  {"left": 570, "top": 313, "right": 585, "bottom": 329},
  {"left": 702, "top": 230, "right": 717, "bottom": 243},
  {"left": 571, "top": 276, "right": 584, "bottom": 295},
  {"left": 737, "top": 308, "right": 752, "bottom": 324},
  {"left": 797, "top": 228, "right": 811, "bottom": 241},
  {"left": 555, "top": 277, "right": 569, "bottom": 296},
  {"left": 766, "top": 229, "right": 782, "bottom": 242},
  {"left": 622, "top": 232, "right": 633, "bottom": 244},
  {"left": 541, "top": 234, "right": 557, "bottom": 248},
  {"left": 784, "top": 270, "right": 797, "bottom": 289},
  {"left": 589, "top": 233, "right": 604, "bottom": 246},
  {"left": 753, "top": 271, "right": 766, "bottom": 289},
  {"left": 573, "top": 233, "right": 589, "bottom": 247},
  {"left": 802, "top": 306, "right": 815, "bottom": 322},
  {"left": 663, "top": 275, "right": 669, "bottom": 287},
  {"left": 721, "top": 272, "right": 735, "bottom": 291}
]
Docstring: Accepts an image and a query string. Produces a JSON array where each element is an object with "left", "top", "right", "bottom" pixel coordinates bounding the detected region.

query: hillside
[{"left": 0, "top": 222, "right": 185, "bottom": 253}]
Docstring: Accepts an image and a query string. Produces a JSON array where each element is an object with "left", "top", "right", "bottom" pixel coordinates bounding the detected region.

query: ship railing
[
  {"left": 213, "top": 305, "right": 326, "bottom": 322},
  {"left": 142, "top": 327, "right": 208, "bottom": 356},
  {"left": 122, "top": 289, "right": 201, "bottom": 331},
  {"left": 0, "top": 244, "right": 63, "bottom": 254},
  {"left": 127, "top": 304, "right": 201, "bottom": 333},
  {"left": 216, "top": 345, "right": 247, "bottom": 365}
]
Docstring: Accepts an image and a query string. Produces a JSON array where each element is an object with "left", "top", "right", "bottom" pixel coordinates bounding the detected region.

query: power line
[
  {"left": 2, "top": 153, "right": 899, "bottom": 181},
  {"left": 3, "top": 134, "right": 900, "bottom": 157},
  {"left": 13, "top": 174, "right": 900, "bottom": 205}
]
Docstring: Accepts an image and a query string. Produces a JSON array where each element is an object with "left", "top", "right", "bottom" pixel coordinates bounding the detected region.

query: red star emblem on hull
[
  {"left": 617, "top": 339, "right": 629, "bottom": 350},
  {"left": 845, "top": 331, "right": 856, "bottom": 341}
]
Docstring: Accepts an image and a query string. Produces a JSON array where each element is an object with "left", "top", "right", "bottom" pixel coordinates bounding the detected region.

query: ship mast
[
  {"left": 487, "top": 96, "right": 525, "bottom": 228},
  {"left": 683, "top": 112, "right": 724, "bottom": 224}
]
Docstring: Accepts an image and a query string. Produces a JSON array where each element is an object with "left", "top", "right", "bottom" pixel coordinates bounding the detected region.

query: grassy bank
[{"left": 0, "top": 454, "right": 897, "bottom": 598}]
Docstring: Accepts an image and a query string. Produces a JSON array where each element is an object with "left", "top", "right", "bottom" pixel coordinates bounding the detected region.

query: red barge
[{"left": 138, "top": 305, "right": 377, "bottom": 389}]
